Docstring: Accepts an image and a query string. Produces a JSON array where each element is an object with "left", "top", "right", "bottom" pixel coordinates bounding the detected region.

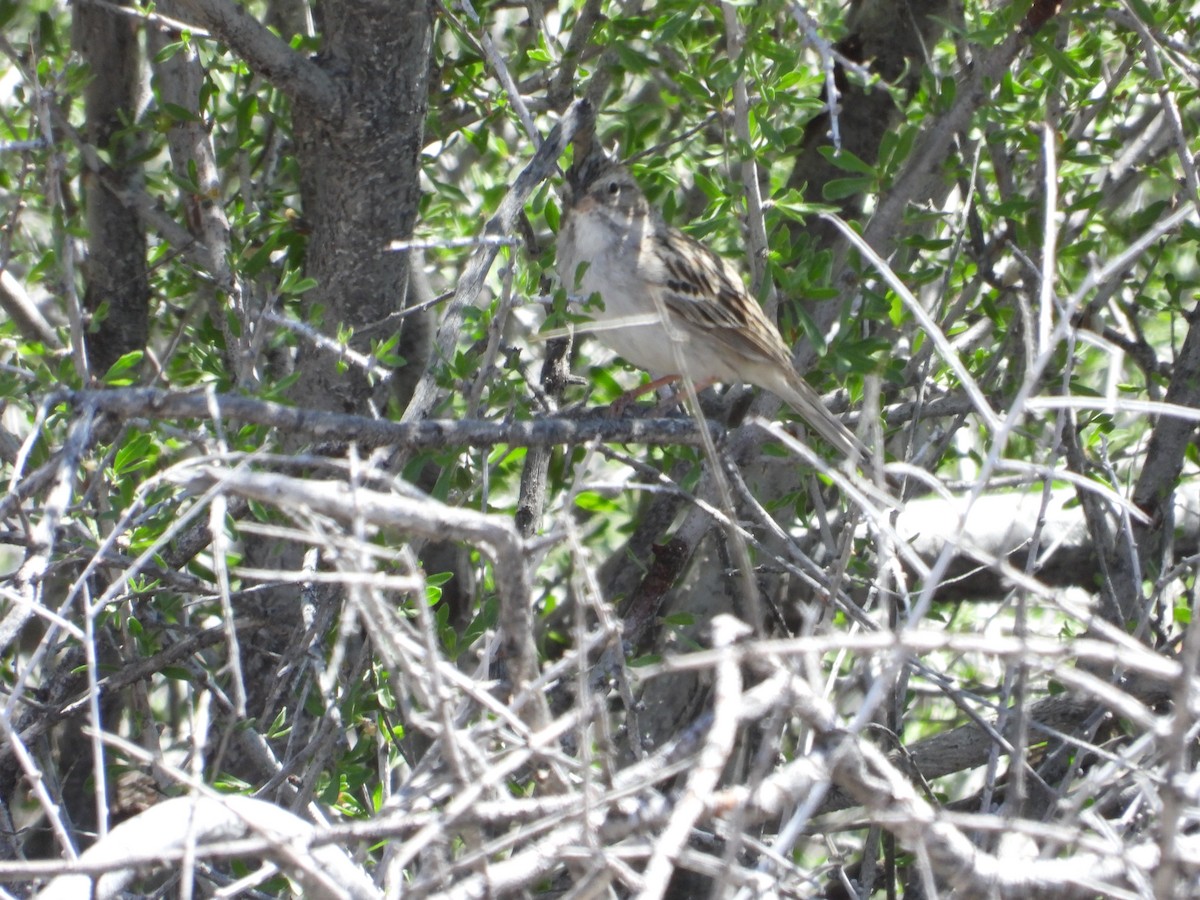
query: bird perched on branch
[{"left": 557, "top": 157, "right": 863, "bottom": 459}]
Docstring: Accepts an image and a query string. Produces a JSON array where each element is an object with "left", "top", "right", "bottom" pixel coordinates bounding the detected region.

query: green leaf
[
  {"left": 819, "top": 147, "right": 876, "bottom": 176},
  {"left": 1122, "top": 0, "right": 1156, "bottom": 23},
  {"left": 574, "top": 490, "right": 621, "bottom": 513},
  {"left": 661, "top": 612, "right": 694, "bottom": 627},
  {"left": 1040, "top": 39, "right": 1088, "bottom": 80},
  {"left": 278, "top": 269, "right": 318, "bottom": 296},
  {"left": 161, "top": 102, "right": 198, "bottom": 124},
  {"left": 823, "top": 176, "right": 873, "bottom": 201},
  {"left": 152, "top": 39, "right": 188, "bottom": 64},
  {"left": 112, "top": 432, "right": 157, "bottom": 477},
  {"left": 773, "top": 189, "right": 833, "bottom": 222},
  {"left": 629, "top": 654, "right": 661, "bottom": 667},
  {"left": 101, "top": 351, "right": 143, "bottom": 386}
]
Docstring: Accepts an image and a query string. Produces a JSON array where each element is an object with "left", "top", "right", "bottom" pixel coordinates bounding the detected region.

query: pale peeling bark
[{"left": 148, "top": 0, "right": 252, "bottom": 383}]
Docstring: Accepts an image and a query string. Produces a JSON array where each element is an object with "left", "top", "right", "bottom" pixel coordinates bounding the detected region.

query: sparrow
[{"left": 557, "top": 161, "right": 862, "bottom": 458}]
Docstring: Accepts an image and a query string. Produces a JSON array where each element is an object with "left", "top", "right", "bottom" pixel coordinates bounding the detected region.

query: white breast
[{"left": 558, "top": 211, "right": 714, "bottom": 381}]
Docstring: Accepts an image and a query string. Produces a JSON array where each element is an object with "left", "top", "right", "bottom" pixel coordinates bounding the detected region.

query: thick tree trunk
[
  {"left": 73, "top": 2, "right": 149, "bottom": 378},
  {"left": 232, "top": 0, "right": 434, "bottom": 730},
  {"left": 162, "top": 0, "right": 436, "bottom": 751},
  {"left": 291, "top": 0, "right": 433, "bottom": 416}
]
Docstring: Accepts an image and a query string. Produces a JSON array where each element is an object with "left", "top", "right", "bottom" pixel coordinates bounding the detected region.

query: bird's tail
[{"left": 776, "top": 374, "right": 865, "bottom": 461}]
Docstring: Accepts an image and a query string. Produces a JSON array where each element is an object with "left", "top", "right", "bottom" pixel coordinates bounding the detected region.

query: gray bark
[
  {"left": 73, "top": 1, "right": 149, "bottom": 378},
  {"left": 166, "top": 0, "right": 436, "bottom": 730},
  {"left": 291, "top": 0, "right": 433, "bottom": 416}
]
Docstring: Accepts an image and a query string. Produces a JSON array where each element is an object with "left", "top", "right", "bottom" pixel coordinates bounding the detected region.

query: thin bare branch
[{"left": 62, "top": 385, "right": 717, "bottom": 448}]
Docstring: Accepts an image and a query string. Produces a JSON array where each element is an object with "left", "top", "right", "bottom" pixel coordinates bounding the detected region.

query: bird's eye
[{"left": 607, "top": 181, "right": 620, "bottom": 195}]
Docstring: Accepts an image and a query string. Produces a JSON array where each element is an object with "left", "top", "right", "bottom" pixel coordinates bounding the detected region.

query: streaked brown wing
[{"left": 652, "top": 227, "right": 793, "bottom": 367}]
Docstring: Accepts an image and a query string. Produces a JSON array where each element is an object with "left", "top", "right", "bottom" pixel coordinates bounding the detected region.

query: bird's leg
[
  {"left": 650, "top": 377, "right": 719, "bottom": 416},
  {"left": 607, "top": 374, "right": 680, "bottom": 417},
  {"left": 607, "top": 376, "right": 722, "bottom": 417}
]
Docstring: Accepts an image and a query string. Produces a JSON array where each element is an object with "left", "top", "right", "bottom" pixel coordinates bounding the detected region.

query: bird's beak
[{"left": 571, "top": 193, "right": 596, "bottom": 214}]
